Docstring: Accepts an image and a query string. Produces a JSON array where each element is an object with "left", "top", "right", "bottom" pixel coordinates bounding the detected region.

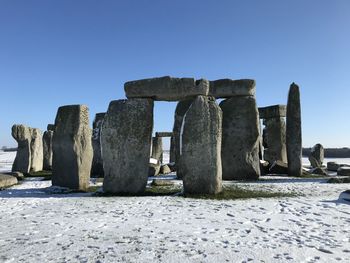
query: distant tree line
[{"left": 302, "top": 147, "right": 350, "bottom": 158}]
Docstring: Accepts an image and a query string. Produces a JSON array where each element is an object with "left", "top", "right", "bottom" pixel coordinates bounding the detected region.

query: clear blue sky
[{"left": 0, "top": 0, "right": 349, "bottom": 149}]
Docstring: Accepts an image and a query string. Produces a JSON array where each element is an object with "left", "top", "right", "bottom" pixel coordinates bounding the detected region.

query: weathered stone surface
[
  {"left": 172, "top": 98, "right": 194, "bottom": 178},
  {"left": 91, "top": 113, "right": 105, "bottom": 177},
  {"left": 269, "top": 160, "right": 288, "bottom": 174},
  {"left": 101, "top": 99, "right": 153, "bottom": 194},
  {"left": 180, "top": 96, "right": 222, "bottom": 194},
  {"left": 309, "top": 144, "right": 324, "bottom": 168},
  {"left": 337, "top": 167, "right": 350, "bottom": 176},
  {"left": 151, "top": 137, "right": 163, "bottom": 163},
  {"left": 124, "top": 76, "right": 208, "bottom": 101},
  {"left": 209, "top": 79, "right": 256, "bottom": 98},
  {"left": 151, "top": 179, "right": 176, "bottom": 187},
  {"left": 286, "top": 83, "right": 302, "bottom": 177},
  {"left": 155, "top": 132, "right": 173, "bottom": 137},
  {"left": 220, "top": 96, "right": 261, "bottom": 180},
  {"left": 160, "top": 164, "right": 171, "bottom": 174},
  {"left": 327, "top": 162, "right": 340, "bottom": 171},
  {"left": 30, "top": 128, "right": 43, "bottom": 172},
  {"left": 148, "top": 163, "right": 160, "bottom": 176},
  {"left": 263, "top": 117, "right": 287, "bottom": 164},
  {"left": 0, "top": 174, "right": 18, "bottom": 189},
  {"left": 47, "top": 124, "right": 55, "bottom": 131},
  {"left": 169, "top": 136, "right": 175, "bottom": 163},
  {"left": 52, "top": 105, "right": 93, "bottom": 191},
  {"left": 11, "top": 125, "right": 32, "bottom": 173},
  {"left": 259, "top": 105, "right": 287, "bottom": 119},
  {"left": 6, "top": 171, "right": 24, "bottom": 180},
  {"left": 43, "top": 130, "right": 54, "bottom": 170}
]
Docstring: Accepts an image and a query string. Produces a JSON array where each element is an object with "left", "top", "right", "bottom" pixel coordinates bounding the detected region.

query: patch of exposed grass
[
  {"left": 94, "top": 185, "right": 182, "bottom": 197},
  {"left": 26, "top": 170, "right": 52, "bottom": 179},
  {"left": 183, "top": 185, "right": 298, "bottom": 200},
  {"left": 327, "top": 177, "right": 350, "bottom": 184}
]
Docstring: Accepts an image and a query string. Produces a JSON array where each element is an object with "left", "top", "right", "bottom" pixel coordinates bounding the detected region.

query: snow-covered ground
[
  {"left": 0, "top": 151, "right": 16, "bottom": 173},
  {"left": 0, "top": 151, "right": 349, "bottom": 262}
]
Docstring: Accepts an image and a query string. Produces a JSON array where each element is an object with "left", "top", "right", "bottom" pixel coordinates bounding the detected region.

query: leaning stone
[
  {"left": 0, "top": 174, "right": 18, "bottom": 189},
  {"left": 43, "top": 129, "right": 54, "bottom": 170},
  {"left": 52, "top": 105, "right": 93, "bottom": 191},
  {"left": 172, "top": 98, "right": 195, "bottom": 178},
  {"left": 258, "top": 105, "right": 287, "bottom": 119},
  {"left": 160, "top": 164, "right": 171, "bottom": 174},
  {"left": 269, "top": 160, "right": 288, "bottom": 175},
  {"left": 220, "top": 96, "right": 260, "bottom": 180},
  {"left": 151, "top": 137, "right": 163, "bottom": 163},
  {"left": 209, "top": 79, "right": 256, "bottom": 98},
  {"left": 337, "top": 167, "right": 350, "bottom": 176},
  {"left": 11, "top": 124, "right": 32, "bottom": 173},
  {"left": 262, "top": 117, "right": 287, "bottom": 164},
  {"left": 101, "top": 99, "right": 153, "bottom": 194},
  {"left": 309, "top": 143, "right": 324, "bottom": 168},
  {"left": 91, "top": 113, "right": 106, "bottom": 177},
  {"left": 124, "top": 76, "right": 208, "bottom": 101},
  {"left": 180, "top": 96, "right": 222, "bottom": 194},
  {"left": 286, "top": 83, "right": 302, "bottom": 177}
]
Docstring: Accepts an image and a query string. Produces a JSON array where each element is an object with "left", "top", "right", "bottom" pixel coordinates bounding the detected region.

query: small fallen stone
[{"left": 151, "top": 179, "right": 175, "bottom": 187}]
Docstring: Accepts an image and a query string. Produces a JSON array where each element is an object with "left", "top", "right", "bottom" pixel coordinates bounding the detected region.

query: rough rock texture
[
  {"left": 337, "top": 167, "right": 350, "bottom": 176},
  {"left": 259, "top": 105, "right": 287, "bottom": 119},
  {"left": 155, "top": 132, "right": 173, "bottom": 137},
  {"left": 6, "top": 171, "right": 24, "bottom": 181},
  {"left": 47, "top": 124, "right": 55, "bottom": 131},
  {"left": 29, "top": 128, "right": 43, "bottom": 172},
  {"left": 52, "top": 105, "right": 93, "bottom": 191},
  {"left": 220, "top": 96, "right": 261, "bottom": 180},
  {"left": 172, "top": 98, "right": 194, "bottom": 178},
  {"left": 180, "top": 96, "right": 222, "bottom": 194},
  {"left": 209, "top": 79, "right": 256, "bottom": 98},
  {"left": 91, "top": 113, "right": 106, "bottom": 177},
  {"left": 160, "top": 164, "right": 171, "bottom": 174},
  {"left": 326, "top": 162, "right": 349, "bottom": 172},
  {"left": 269, "top": 160, "right": 288, "bottom": 175},
  {"left": 262, "top": 117, "right": 287, "bottom": 164},
  {"left": 169, "top": 136, "right": 176, "bottom": 163},
  {"left": 148, "top": 163, "right": 160, "bottom": 177},
  {"left": 151, "top": 137, "right": 163, "bottom": 163},
  {"left": 11, "top": 125, "right": 32, "bottom": 173},
  {"left": 43, "top": 129, "right": 54, "bottom": 170},
  {"left": 286, "top": 83, "right": 302, "bottom": 177},
  {"left": 0, "top": 174, "right": 18, "bottom": 189},
  {"left": 124, "top": 76, "right": 208, "bottom": 101},
  {"left": 309, "top": 143, "right": 324, "bottom": 168},
  {"left": 101, "top": 99, "right": 153, "bottom": 194}
]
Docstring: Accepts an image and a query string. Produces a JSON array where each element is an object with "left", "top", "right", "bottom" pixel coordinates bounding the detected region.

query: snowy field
[{"left": 0, "top": 151, "right": 350, "bottom": 262}]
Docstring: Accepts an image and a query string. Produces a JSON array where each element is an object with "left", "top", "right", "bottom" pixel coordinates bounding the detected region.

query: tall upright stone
[
  {"left": 43, "top": 124, "right": 54, "bottom": 170},
  {"left": 262, "top": 117, "right": 287, "bottom": 164},
  {"left": 91, "top": 113, "right": 105, "bottom": 177},
  {"left": 52, "top": 105, "right": 93, "bottom": 191},
  {"left": 172, "top": 98, "right": 194, "bottom": 178},
  {"left": 101, "top": 99, "right": 153, "bottom": 194},
  {"left": 30, "top": 128, "right": 43, "bottom": 172},
  {"left": 220, "top": 96, "right": 261, "bottom": 180},
  {"left": 151, "top": 136, "right": 163, "bottom": 163},
  {"left": 286, "top": 83, "right": 302, "bottom": 177},
  {"left": 11, "top": 125, "right": 32, "bottom": 173},
  {"left": 169, "top": 136, "right": 176, "bottom": 163},
  {"left": 180, "top": 95, "right": 222, "bottom": 194}
]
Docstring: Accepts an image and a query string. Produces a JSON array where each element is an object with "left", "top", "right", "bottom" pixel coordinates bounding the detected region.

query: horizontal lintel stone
[
  {"left": 208, "top": 79, "right": 256, "bottom": 98},
  {"left": 259, "top": 105, "right": 287, "bottom": 119},
  {"left": 155, "top": 132, "right": 173, "bottom": 137}
]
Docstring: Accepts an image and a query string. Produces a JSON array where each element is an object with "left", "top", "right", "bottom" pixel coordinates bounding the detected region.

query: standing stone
[
  {"left": 101, "top": 99, "right": 153, "bottom": 194},
  {"left": 151, "top": 137, "right": 163, "bottom": 163},
  {"left": 30, "top": 128, "right": 43, "bottom": 172},
  {"left": 11, "top": 125, "right": 32, "bottom": 173},
  {"left": 172, "top": 98, "right": 194, "bottom": 178},
  {"left": 220, "top": 96, "right": 261, "bottom": 180},
  {"left": 308, "top": 143, "right": 324, "bottom": 168},
  {"left": 262, "top": 117, "right": 287, "bottom": 164},
  {"left": 52, "top": 105, "right": 93, "bottom": 191},
  {"left": 43, "top": 126, "right": 54, "bottom": 170},
  {"left": 286, "top": 83, "right": 302, "bottom": 177},
  {"left": 180, "top": 95, "right": 222, "bottom": 194},
  {"left": 169, "top": 136, "right": 176, "bottom": 163},
  {"left": 91, "top": 113, "right": 106, "bottom": 177}
]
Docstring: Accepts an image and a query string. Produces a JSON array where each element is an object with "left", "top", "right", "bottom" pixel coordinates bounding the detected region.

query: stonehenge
[
  {"left": 286, "top": 83, "right": 302, "bottom": 177},
  {"left": 11, "top": 124, "right": 44, "bottom": 173},
  {"left": 309, "top": 143, "right": 324, "bottom": 168},
  {"left": 52, "top": 105, "right": 93, "bottom": 191},
  {"left": 91, "top": 113, "right": 106, "bottom": 177},
  {"left": 43, "top": 124, "right": 54, "bottom": 170},
  {"left": 10, "top": 75, "right": 302, "bottom": 195},
  {"left": 101, "top": 99, "right": 153, "bottom": 194}
]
